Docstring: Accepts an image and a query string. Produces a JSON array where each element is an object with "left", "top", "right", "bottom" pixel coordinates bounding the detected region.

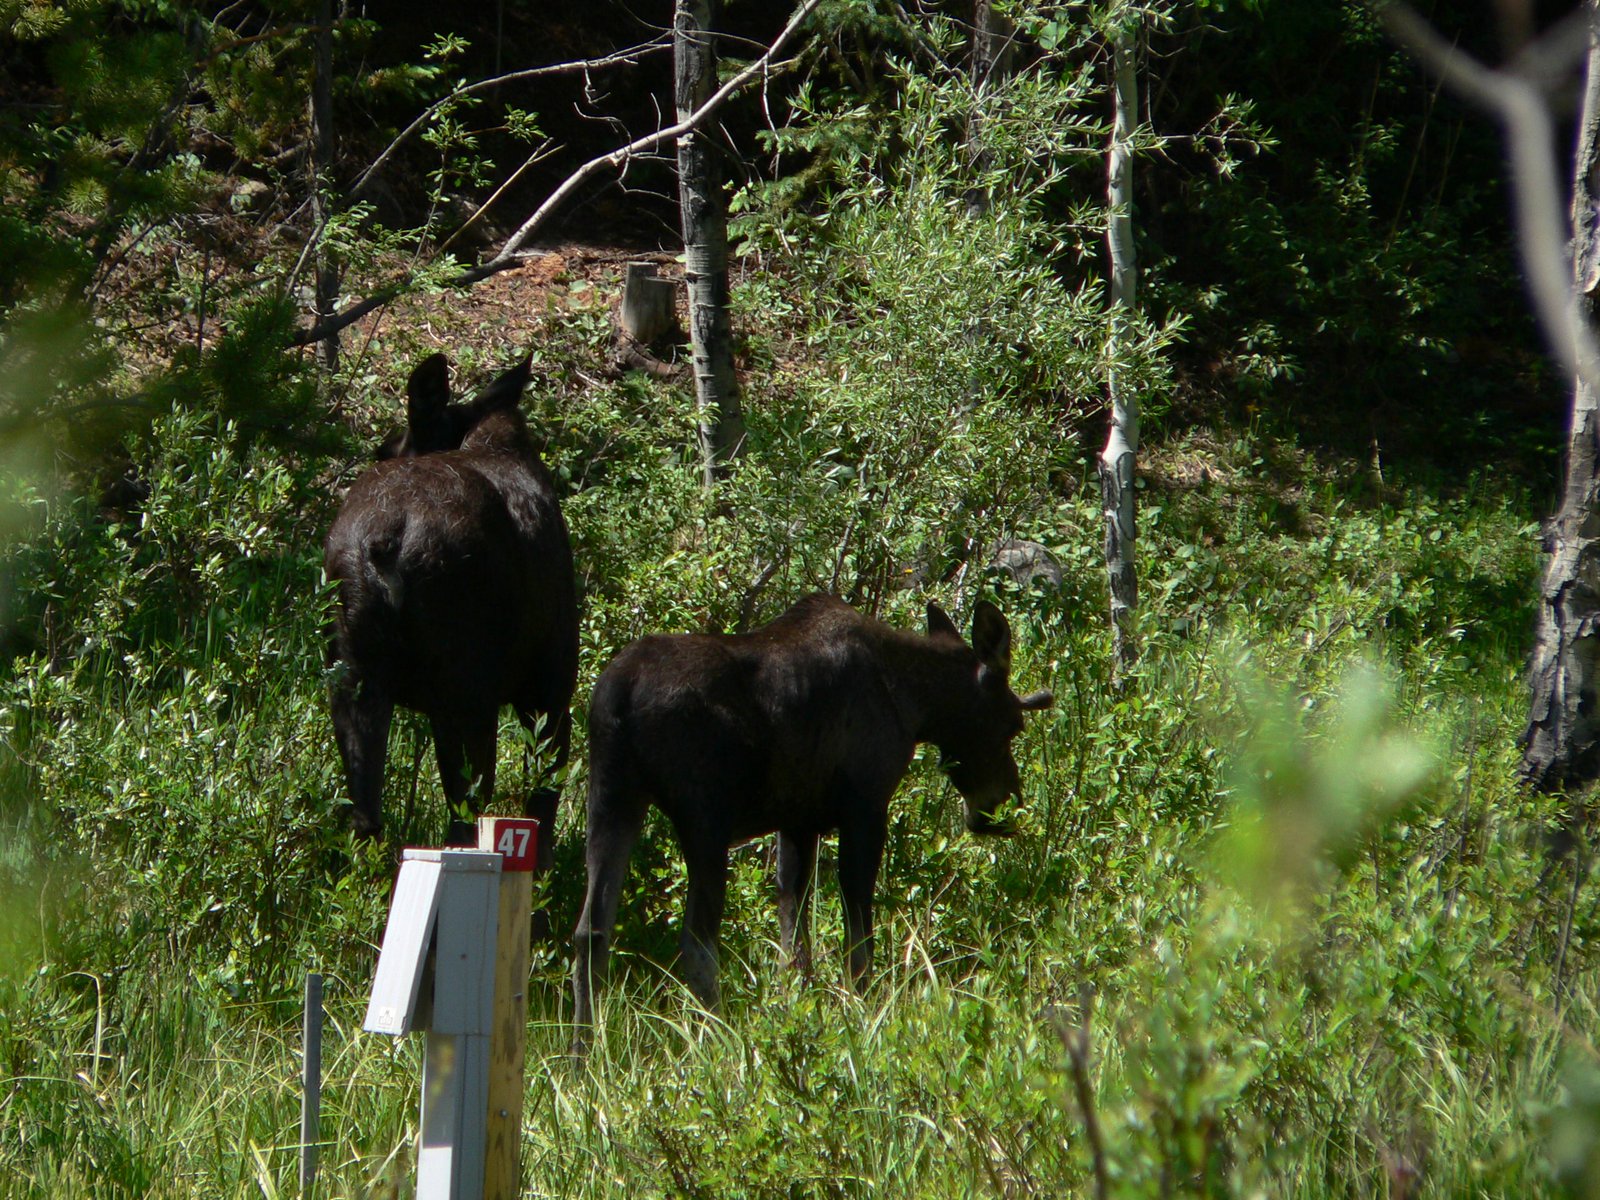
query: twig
[
  {"left": 435, "top": 138, "right": 558, "bottom": 258},
  {"left": 349, "top": 41, "right": 671, "bottom": 199}
]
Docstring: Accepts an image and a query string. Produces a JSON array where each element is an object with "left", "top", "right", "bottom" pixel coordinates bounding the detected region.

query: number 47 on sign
[{"left": 483, "top": 817, "right": 539, "bottom": 872}]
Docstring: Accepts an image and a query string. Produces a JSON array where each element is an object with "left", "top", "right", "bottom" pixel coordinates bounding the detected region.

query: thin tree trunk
[
  {"left": 675, "top": 0, "right": 745, "bottom": 487},
  {"left": 1522, "top": 3, "right": 1600, "bottom": 791},
  {"left": 1099, "top": 10, "right": 1140, "bottom": 679},
  {"left": 965, "top": 0, "right": 1015, "bottom": 215},
  {"left": 309, "top": 0, "right": 341, "bottom": 374}
]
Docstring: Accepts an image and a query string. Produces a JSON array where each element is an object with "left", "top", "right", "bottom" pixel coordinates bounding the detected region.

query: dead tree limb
[{"left": 349, "top": 41, "right": 671, "bottom": 200}]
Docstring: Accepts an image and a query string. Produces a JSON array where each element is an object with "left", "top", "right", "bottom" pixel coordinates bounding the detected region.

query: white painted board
[{"left": 363, "top": 855, "right": 443, "bottom": 1035}]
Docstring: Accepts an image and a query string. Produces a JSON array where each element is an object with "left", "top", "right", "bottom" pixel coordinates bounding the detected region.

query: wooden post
[
  {"left": 364, "top": 835, "right": 534, "bottom": 1200},
  {"left": 620, "top": 262, "right": 677, "bottom": 344},
  {"left": 417, "top": 850, "right": 501, "bottom": 1200},
  {"left": 364, "top": 848, "right": 500, "bottom": 1200},
  {"left": 478, "top": 817, "right": 538, "bottom": 1200}
]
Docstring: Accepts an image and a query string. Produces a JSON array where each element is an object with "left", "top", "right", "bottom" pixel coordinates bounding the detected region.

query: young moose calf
[
  {"left": 571, "top": 594, "right": 1052, "bottom": 1041},
  {"left": 324, "top": 354, "right": 578, "bottom": 855}
]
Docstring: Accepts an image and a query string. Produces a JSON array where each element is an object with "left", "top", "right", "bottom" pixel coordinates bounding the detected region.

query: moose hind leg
[
  {"left": 777, "top": 830, "right": 819, "bottom": 975},
  {"left": 432, "top": 711, "right": 498, "bottom": 846},
  {"left": 571, "top": 778, "right": 648, "bottom": 1042},
  {"left": 331, "top": 671, "right": 393, "bottom": 838}
]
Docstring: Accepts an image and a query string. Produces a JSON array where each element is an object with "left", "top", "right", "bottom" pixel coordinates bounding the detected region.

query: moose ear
[
  {"left": 971, "top": 601, "right": 1011, "bottom": 669},
  {"left": 926, "top": 603, "right": 961, "bottom": 640},
  {"left": 375, "top": 430, "right": 408, "bottom": 461},
  {"left": 406, "top": 353, "right": 451, "bottom": 422},
  {"left": 472, "top": 355, "right": 533, "bottom": 414}
]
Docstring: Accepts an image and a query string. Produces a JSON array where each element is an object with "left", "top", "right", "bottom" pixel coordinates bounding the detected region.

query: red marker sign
[{"left": 481, "top": 817, "right": 540, "bottom": 872}]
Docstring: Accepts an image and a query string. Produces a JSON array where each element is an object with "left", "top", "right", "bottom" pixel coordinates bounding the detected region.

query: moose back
[
  {"left": 324, "top": 353, "right": 578, "bottom": 858},
  {"left": 571, "top": 593, "right": 1052, "bottom": 1040}
]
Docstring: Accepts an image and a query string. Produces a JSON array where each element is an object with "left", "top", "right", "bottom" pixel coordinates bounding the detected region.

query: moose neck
[{"left": 874, "top": 627, "right": 979, "bottom": 747}]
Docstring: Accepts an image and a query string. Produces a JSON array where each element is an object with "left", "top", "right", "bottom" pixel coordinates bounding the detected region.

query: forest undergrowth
[{"left": 0, "top": 262, "right": 1591, "bottom": 1196}]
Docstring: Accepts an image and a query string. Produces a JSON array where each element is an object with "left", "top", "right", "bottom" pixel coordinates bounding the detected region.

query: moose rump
[
  {"left": 324, "top": 354, "right": 578, "bottom": 857},
  {"left": 571, "top": 593, "right": 1052, "bottom": 1042}
]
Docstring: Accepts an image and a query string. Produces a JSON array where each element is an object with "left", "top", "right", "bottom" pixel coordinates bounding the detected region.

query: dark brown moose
[
  {"left": 570, "top": 593, "right": 1052, "bottom": 1042},
  {"left": 324, "top": 353, "right": 578, "bottom": 858}
]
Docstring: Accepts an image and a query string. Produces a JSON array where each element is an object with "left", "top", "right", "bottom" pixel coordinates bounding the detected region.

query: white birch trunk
[
  {"left": 1522, "top": 2, "right": 1600, "bottom": 789},
  {"left": 675, "top": 0, "right": 745, "bottom": 486},
  {"left": 1099, "top": 10, "right": 1140, "bottom": 677}
]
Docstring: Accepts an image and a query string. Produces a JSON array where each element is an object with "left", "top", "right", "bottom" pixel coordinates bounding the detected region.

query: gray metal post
[{"left": 301, "top": 971, "right": 323, "bottom": 1195}]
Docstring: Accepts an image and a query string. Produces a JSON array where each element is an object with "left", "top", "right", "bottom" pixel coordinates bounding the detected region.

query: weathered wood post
[
  {"left": 620, "top": 261, "right": 677, "bottom": 344},
  {"left": 477, "top": 817, "right": 537, "bottom": 1200}
]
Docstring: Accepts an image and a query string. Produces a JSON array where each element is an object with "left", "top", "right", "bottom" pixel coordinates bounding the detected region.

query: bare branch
[
  {"left": 349, "top": 41, "right": 671, "bottom": 199},
  {"left": 1380, "top": 2, "right": 1600, "bottom": 388},
  {"left": 485, "top": 0, "right": 824, "bottom": 267},
  {"left": 290, "top": 0, "right": 823, "bottom": 348}
]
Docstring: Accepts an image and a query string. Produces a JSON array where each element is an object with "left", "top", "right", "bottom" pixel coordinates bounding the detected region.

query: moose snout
[{"left": 964, "top": 802, "right": 1017, "bottom": 837}]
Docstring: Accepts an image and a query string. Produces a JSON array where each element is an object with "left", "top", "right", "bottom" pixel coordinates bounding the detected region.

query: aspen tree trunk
[
  {"left": 1099, "top": 10, "right": 1140, "bottom": 678},
  {"left": 675, "top": 0, "right": 745, "bottom": 486},
  {"left": 1522, "top": 3, "right": 1600, "bottom": 790},
  {"left": 309, "top": 0, "right": 341, "bottom": 374}
]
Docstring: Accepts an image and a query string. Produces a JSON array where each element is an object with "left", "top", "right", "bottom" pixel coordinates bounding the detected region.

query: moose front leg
[
  {"left": 837, "top": 820, "right": 888, "bottom": 993},
  {"left": 777, "top": 830, "right": 819, "bottom": 975}
]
